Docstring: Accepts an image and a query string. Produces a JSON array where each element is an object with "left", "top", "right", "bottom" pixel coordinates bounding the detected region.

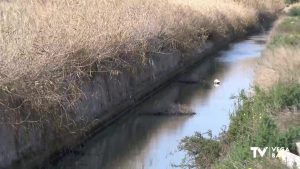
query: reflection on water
[{"left": 48, "top": 33, "right": 268, "bottom": 169}]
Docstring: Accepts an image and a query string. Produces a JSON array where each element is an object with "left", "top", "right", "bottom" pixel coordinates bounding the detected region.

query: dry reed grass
[
  {"left": 0, "top": 0, "right": 284, "bottom": 126},
  {"left": 256, "top": 47, "right": 300, "bottom": 88},
  {"left": 256, "top": 7, "right": 300, "bottom": 89}
]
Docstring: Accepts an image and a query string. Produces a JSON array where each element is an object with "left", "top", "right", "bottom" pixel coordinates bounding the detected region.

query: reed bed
[{"left": 0, "top": 0, "right": 284, "bottom": 126}]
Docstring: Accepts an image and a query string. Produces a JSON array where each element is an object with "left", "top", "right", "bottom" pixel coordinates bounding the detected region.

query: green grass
[
  {"left": 268, "top": 13, "right": 300, "bottom": 48},
  {"left": 269, "top": 33, "right": 300, "bottom": 47},
  {"left": 180, "top": 83, "right": 300, "bottom": 169},
  {"left": 277, "top": 17, "right": 300, "bottom": 34},
  {"left": 289, "top": 6, "right": 300, "bottom": 16},
  {"left": 218, "top": 84, "right": 300, "bottom": 168}
]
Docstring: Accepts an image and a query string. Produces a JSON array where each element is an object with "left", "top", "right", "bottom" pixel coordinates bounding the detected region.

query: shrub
[{"left": 179, "top": 131, "right": 222, "bottom": 169}]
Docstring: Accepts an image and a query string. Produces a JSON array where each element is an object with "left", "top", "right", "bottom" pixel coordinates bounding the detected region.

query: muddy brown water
[{"left": 46, "top": 32, "right": 268, "bottom": 169}]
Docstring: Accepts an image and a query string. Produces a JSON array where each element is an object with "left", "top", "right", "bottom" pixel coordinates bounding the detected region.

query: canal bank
[{"left": 1, "top": 16, "right": 275, "bottom": 169}]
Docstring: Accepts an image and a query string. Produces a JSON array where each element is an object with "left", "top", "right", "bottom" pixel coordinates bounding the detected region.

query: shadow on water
[{"left": 46, "top": 33, "right": 268, "bottom": 169}]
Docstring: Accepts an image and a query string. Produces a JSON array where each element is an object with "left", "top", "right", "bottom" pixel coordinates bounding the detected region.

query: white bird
[
  {"left": 214, "top": 79, "right": 220, "bottom": 85},
  {"left": 214, "top": 79, "right": 221, "bottom": 87}
]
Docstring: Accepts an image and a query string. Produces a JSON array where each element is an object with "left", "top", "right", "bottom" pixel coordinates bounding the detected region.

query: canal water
[{"left": 47, "top": 32, "right": 268, "bottom": 169}]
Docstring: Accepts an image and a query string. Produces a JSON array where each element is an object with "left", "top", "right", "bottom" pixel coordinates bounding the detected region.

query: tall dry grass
[
  {"left": 0, "top": 0, "right": 284, "bottom": 127},
  {"left": 255, "top": 6, "right": 300, "bottom": 88},
  {"left": 256, "top": 47, "right": 300, "bottom": 88}
]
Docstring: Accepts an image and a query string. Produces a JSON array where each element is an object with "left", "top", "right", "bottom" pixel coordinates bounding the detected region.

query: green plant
[
  {"left": 289, "top": 6, "right": 300, "bottom": 16},
  {"left": 285, "top": 0, "right": 300, "bottom": 5},
  {"left": 179, "top": 131, "right": 222, "bottom": 169},
  {"left": 180, "top": 83, "right": 300, "bottom": 169},
  {"left": 278, "top": 17, "right": 300, "bottom": 34},
  {"left": 218, "top": 84, "right": 300, "bottom": 168},
  {"left": 269, "top": 34, "right": 300, "bottom": 47}
]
